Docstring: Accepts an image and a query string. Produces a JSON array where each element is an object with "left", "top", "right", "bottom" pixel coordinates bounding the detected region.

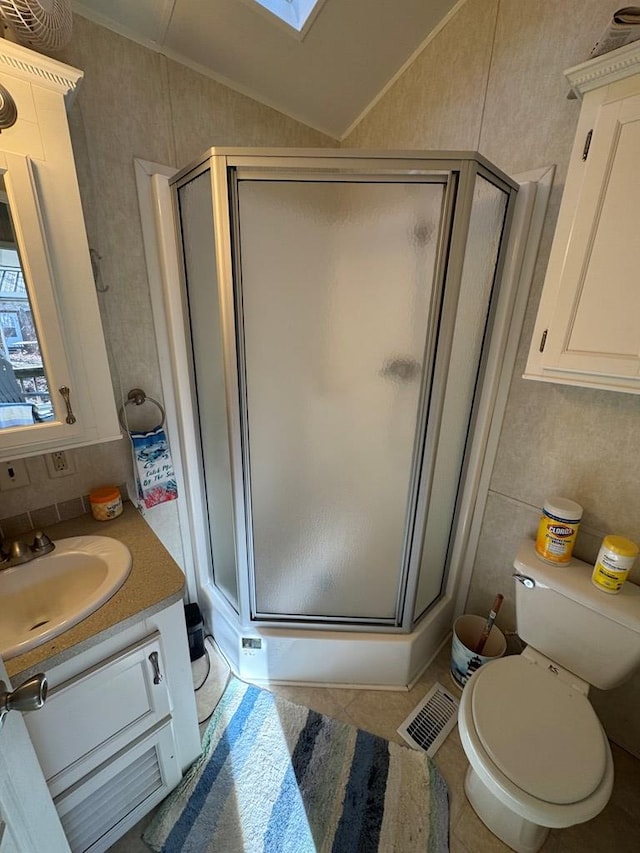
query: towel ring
[{"left": 118, "top": 388, "right": 165, "bottom": 431}]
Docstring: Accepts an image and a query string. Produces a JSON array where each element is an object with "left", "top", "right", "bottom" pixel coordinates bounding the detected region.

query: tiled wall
[{"left": 1, "top": 494, "right": 89, "bottom": 540}]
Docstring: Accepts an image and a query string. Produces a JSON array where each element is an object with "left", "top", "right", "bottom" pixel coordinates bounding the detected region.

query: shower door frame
[
  {"left": 230, "top": 166, "right": 456, "bottom": 629},
  {"left": 172, "top": 150, "right": 518, "bottom": 634}
]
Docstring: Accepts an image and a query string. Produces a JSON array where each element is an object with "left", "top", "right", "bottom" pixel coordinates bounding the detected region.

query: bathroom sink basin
[{"left": 0, "top": 535, "right": 132, "bottom": 660}]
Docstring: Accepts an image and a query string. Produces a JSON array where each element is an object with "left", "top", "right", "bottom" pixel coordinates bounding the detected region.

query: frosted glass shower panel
[
  {"left": 177, "top": 170, "right": 239, "bottom": 609},
  {"left": 414, "top": 175, "right": 508, "bottom": 620},
  {"left": 237, "top": 179, "right": 445, "bottom": 620}
]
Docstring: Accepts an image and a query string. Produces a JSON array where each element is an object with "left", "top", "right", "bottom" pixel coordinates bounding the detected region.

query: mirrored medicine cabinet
[{"left": 0, "top": 40, "right": 119, "bottom": 462}]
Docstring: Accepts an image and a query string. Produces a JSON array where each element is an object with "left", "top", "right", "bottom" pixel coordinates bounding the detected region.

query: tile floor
[{"left": 109, "top": 640, "right": 640, "bottom": 852}]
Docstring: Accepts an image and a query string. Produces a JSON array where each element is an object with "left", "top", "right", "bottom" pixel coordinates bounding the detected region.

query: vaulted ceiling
[{"left": 72, "top": 0, "right": 461, "bottom": 139}]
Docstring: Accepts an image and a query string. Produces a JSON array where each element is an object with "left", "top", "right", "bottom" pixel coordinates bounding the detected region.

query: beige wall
[{"left": 345, "top": 0, "right": 640, "bottom": 754}]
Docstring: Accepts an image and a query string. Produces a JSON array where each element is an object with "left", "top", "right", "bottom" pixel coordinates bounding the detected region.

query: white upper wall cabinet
[
  {"left": 524, "top": 42, "right": 640, "bottom": 394},
  {"left": 0, "top": 41, "right": 120, "bottom": 461}
]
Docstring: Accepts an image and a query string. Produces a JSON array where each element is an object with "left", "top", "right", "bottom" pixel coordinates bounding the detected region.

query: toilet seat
[
  {"left": 459, "top": 654, "right": 614, "bottom": 828},
  {"left": 472, "top": 654, "right": 606, "bottom": 803}
]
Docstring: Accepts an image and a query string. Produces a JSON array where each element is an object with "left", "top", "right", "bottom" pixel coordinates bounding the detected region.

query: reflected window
[{"left": 0, "top": 177, "right": 53, "bottom": 427}]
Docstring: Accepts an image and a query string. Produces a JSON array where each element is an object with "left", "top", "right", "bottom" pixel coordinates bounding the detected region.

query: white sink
[{"left": 0, "top": 535, "right": 132, "bottom": 660}]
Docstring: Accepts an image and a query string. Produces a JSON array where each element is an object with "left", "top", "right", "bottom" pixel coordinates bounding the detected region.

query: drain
[{"left": 30, "top": 620, "right": 49, "bottom": 631}]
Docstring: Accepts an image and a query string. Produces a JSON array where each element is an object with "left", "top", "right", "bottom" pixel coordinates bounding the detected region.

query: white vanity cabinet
[
  {"left": 0, "top": 40, "right": 120, "bottom": 460},
  {"left": 23, "top": 601, "right": 201, "bottom": 853},
  {"left": 524, "top": 41, "right": 640, "bottom": 393}
]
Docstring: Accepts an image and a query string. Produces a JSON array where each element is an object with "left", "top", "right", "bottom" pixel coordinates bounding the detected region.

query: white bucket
[{"left": 450, "top": 614, "right": 506, "bottom": 688}]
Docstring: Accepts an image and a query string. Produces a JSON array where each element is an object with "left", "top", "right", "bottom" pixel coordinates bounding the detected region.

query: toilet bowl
[{"left": 458, "top": 649, "right": 614, "bottom": 853}]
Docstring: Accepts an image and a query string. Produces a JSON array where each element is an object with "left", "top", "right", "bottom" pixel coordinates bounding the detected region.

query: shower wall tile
[{"left": 346, "top": 0, "right": 498, "bottom": 150}]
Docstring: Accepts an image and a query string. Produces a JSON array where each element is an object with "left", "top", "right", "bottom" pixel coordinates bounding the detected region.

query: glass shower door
[{"left": 234, "top": 178, "right": 447, "bottom": 623}]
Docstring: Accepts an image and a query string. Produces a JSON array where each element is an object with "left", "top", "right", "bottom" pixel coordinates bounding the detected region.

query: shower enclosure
[{"left": 170, "top": 150, "right": 517, "bottom": 682}]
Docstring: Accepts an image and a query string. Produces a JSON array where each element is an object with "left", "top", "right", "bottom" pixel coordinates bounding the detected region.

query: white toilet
[{"left": 458, "top": 538, "right": 640, "bottom": 853}]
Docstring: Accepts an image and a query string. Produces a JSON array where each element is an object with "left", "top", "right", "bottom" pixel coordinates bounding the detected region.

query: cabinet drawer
[{"left": 25, "top": 632, "right": 171, "bottom": 796}]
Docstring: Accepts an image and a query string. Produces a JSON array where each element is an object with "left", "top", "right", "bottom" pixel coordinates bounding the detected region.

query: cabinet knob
[{"left": 0, "top": 673, "right": 47, "bottom": 729}]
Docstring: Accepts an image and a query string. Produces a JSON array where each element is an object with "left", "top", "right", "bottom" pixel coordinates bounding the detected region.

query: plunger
[{"left": 475, "top": 593, "right": 504, "bottom": 654}]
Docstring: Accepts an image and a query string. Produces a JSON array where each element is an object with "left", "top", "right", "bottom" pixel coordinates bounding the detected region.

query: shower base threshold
[{"left": 208, "top": 590, "right": 454, "bottom": 689}]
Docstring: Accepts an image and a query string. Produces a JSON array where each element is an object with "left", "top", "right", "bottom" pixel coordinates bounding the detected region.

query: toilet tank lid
[{"left": 514, "top": 539, "right": 640, "bottom": 633}]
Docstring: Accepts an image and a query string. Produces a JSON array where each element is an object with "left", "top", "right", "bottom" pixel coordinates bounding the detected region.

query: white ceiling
[{"left": 71, "top": 0, "right": 462, "bottom": 139}]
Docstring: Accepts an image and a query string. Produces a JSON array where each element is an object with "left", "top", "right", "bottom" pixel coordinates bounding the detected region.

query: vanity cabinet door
[
  {"left": 16, "top": 600, "right": 198, "bottom": 853},
  {"left": 24, "top": 633, "right": 174, "bottom": 798},
  {"left": 524, "top": 45, "right": 640, "bottom": 394},
  {"left": 0, "top": 657, "right": 70, "bottom": 853}
]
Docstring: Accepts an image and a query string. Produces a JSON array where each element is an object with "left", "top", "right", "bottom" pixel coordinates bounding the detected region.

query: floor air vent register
[{"left": 397, "top": 682, "right": 459, "bottom": 757}]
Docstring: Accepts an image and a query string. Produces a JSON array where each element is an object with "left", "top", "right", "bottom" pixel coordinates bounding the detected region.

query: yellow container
[
  {"left": 591, "top": 535, "right": 638, "bottom": 594},
  {"left": 89, "top": 485, "right": 123, "bottom": 521},
  {"left": 535, "top": 497, "right": 582, "bottom": 564}
]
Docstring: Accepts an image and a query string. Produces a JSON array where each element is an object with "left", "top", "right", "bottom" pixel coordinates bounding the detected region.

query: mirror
[{"left": 0, "top": 174, "right": 53, "bottom": 430}]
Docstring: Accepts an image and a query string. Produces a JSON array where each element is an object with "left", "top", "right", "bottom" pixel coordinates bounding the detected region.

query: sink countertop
[{"left": 5, "top": 502, "right": 186, "bottom": 680}]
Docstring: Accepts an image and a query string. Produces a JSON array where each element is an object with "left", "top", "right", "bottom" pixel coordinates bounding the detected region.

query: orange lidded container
[
  {"left": 89, "top": 485, "right": 123, "bottom": 521},
  {"left": 535, "top": 497, "right": 582, "bottom": 564}
]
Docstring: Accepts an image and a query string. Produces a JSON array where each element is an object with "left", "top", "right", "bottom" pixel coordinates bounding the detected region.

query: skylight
[{"left": 251, "top": 0, "right": 324, "bottom": 36}]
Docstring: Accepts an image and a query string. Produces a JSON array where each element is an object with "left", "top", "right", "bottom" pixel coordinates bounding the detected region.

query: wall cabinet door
[
  {"left": 0, "top": 40, "right": 120, "bottom": 460},
  {"left": 525, "top": 43, "right": 640, "bottom": 394}
]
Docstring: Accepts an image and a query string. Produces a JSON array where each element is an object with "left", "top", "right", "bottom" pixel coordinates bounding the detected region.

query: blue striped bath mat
[{"left": 143, "top": 677, "right": 449, "bottom": 852}]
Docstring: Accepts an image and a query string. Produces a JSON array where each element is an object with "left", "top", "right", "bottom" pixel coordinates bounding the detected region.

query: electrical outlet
[
  {"left": 0, "top": 459, "right": 30, "bottom": 491},
  {"left": 46, "top": 450, "right": 75, "bottom": 478}
]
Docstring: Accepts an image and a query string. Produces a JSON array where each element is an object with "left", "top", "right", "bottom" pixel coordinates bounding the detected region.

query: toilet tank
[{"left": 513, "top": 539, "right": 640, "bottom": 689}]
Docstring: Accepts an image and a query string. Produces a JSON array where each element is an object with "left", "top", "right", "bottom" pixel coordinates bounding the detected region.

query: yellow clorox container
[
  {"left": 592, "top": 535, "right": 639, "bottom": 594},
  {"left": 535, "top": 497, "right": 583, "bottom": 564}
]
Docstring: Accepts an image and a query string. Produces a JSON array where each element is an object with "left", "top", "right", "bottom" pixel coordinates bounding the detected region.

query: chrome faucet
[{"left": 0, "top": 530, "right": 55, "bottom": 569}]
